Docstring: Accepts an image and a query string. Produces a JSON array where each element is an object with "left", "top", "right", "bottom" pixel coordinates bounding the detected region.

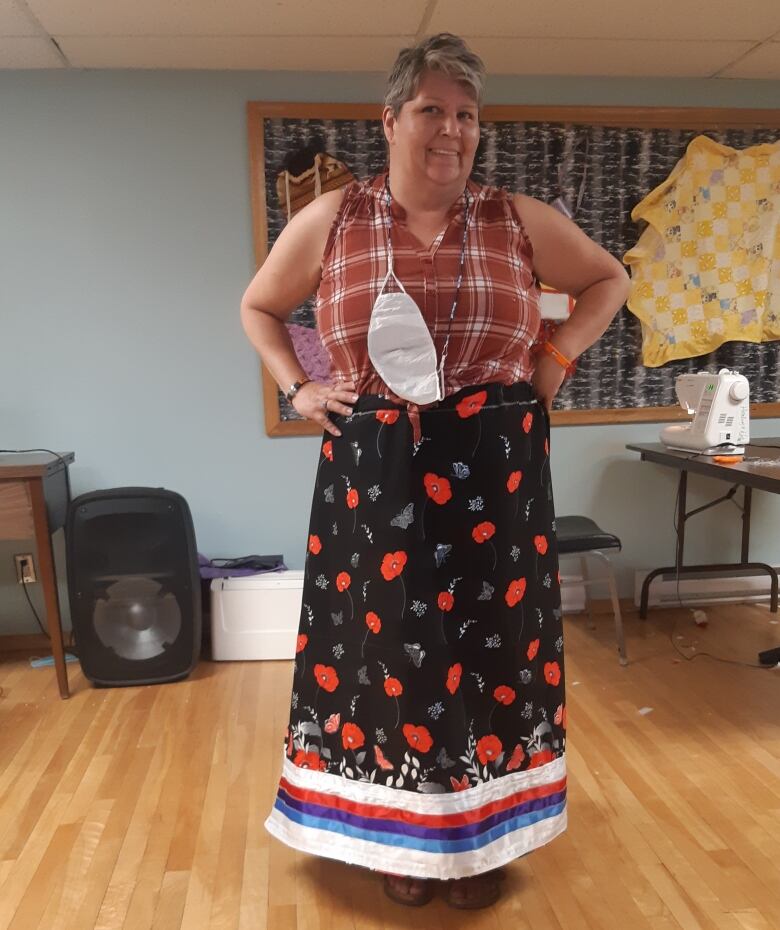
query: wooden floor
[{"left": 1, "top": 603, "right": 779, "bottom": 930}]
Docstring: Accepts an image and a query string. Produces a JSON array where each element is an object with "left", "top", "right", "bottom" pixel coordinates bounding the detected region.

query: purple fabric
[
  {"left": 288, "top": 323, "right": 331, "bottom": 382},
  {"left": 198, "top": 553, "right": 287, "bottom": 579}
]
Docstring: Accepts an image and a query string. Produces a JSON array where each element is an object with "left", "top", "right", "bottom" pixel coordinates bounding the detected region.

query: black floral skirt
[{"left": 265, "top": 381, "right": 567, "bottom": 880}]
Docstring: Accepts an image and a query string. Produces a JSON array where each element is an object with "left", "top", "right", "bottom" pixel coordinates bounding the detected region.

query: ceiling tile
[
  {"left": 27, "top": 0, "right": 423, "bottom": 37},
  {"left": 0, "top": 35, "right": 63, "bottom": 65},
  {"left": 718, "top": 41, "right": 780, "bottom": 79},
  {"left": 468, "top": 36, "right": 756, "bottom": 78},
  {"left": 430, "top": 0, "right": 780, "bottom": 42},
  {"left": 57, "top": 35, "right": 415, "bottom": 71},
  {"left": 0, "top": 0, "right": 40, "bottom": 36}
]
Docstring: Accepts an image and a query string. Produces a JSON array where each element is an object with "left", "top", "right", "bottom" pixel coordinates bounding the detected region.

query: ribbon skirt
[{"left": 265, "top": 381, "right": 567, "bottom": 879}]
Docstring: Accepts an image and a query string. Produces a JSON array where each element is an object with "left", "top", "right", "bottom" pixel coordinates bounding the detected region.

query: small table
[
  {"left": 0, "top": 452, "right": 75, "bottom": 698},
  {"left": 626, "top": 442, "right": 779, "bottom": 619}
]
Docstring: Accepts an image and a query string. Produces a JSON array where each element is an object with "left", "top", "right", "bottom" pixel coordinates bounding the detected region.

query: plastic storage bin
[{"left": 210, "top": 570, "right": 304, "bottom": 660}]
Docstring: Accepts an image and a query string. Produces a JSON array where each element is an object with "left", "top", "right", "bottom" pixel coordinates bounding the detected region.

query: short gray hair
[{"left": 384, "top": 33, "right": 486, "bottom": 115}]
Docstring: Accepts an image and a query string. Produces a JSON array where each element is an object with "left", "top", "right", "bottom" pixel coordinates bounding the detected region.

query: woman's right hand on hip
[{"left": 293, "top": 381, "right": 359, "bottom": 437}]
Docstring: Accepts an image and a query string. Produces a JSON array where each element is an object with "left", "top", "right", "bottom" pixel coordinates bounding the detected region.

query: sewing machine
[{"left": 660, "top": 368, "right": 750, "bottom": 455}]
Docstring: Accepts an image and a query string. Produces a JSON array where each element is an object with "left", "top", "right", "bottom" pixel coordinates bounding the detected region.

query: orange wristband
[{"left": 541, "top": 341, "right": 573, "bottom": 370}]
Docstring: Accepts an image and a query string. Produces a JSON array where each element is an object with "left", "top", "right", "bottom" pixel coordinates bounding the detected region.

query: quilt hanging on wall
[{"left": 624, "top": 135, "right": 780, "bottom": 367}]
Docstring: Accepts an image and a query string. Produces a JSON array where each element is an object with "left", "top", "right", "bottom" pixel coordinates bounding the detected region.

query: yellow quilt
[{"left": 624, "top": 135, "right": 780, "bottom": 367}]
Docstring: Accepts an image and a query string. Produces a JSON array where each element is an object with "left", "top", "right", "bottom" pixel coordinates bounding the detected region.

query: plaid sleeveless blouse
[{"left": 316, "top": 172, "right": 541, "bottom": 432}]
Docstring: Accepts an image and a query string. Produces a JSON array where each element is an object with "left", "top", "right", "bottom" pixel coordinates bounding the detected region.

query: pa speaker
[{"left": 66, "top": 487, "right": 201, "bottom": 687}]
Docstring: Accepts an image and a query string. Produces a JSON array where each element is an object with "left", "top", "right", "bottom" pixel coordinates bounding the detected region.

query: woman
[{"left": 241, "top": 34, "right": 629, "bottom": 910}]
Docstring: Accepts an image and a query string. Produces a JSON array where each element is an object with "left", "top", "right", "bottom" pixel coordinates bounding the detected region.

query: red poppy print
[
  {"left": 529, "top": 749, "right": 555, "bottom": 769},
  {"left": 381, "top": 550, "right": 408, "bottom": 618},
  {"left": 527, "top": 638, "right": 540, "bottom": 661},
  {"left": 438, "top": 591, "right": 454, "bottom": 612},
  {"left": 507, "top": 470, "right": 522, "bottom": 493},
  {"left": 375, "top": 409, "right": 401, "bottom": 460},
  {"left": 522, "top": 411, "right": 533, "bottom": 433},
  {"left": 322, "top": 440, "right": 333, "bottom": 461},
  {"left": 534, "top": 534, "right": 548, "bottom": 555},
  {"left": 506, "top": 744, "right": 525, "bottom": 771},
  {"left": 472, "top": 521, "right": 498, "bottom": 569},
  {"left": 446, "top": 663, "right": 462, "bottom": 695},
  {"left": 450, "top": 774, "right": 470, "bottom": 791},
  {"left": 423, "top": 473, "right": 452, "bottom": 505},
  {"left": 476, "top": 734, "right": 503, "bottom": 765},
  {"left": 293, "top": 749, "right": 327, "bottom": 771},
  {"left": 544, "top": 661, "right": 561, "bottom": 686},
  {"left": 308, "top": 534, "right": 322, "bottom": 555},
  {"left": 296, "top": 634, "right": 308, "bottom": 654},
  {"left": 324, "top": 712, "right": 340, "bottom": 733},
  {"left": 488, "top": 685, "right": 516, "bottom": 729},
  {"left": 342, "top": 722, "right": 365, "bottom": 751},
  {"left": 361, "top": 610, "right": 381, "bottom": 657},
  {"left": 505, "top": 577, "right": 527, "bottom": 607},
  {"left": 402, "top": 724, "right": 433, "bottom": 753},
  {"left": 346, "top": 488, "right": 359, "bottom": 509},
  {"left": 493, "top": 685, "right": 516, "bottom": 706},
  {"left": 313, "top": 663, "right": 339, "bottom": 692},
  {"left": 380, "top": 551, "right": 407, "bottom": 581},
  {"left": 472, "top": 521, "right": 496, "bottom": 543},
  {"left": 385, "top": 676, "right": 403, "bottom": 727},
  {"left": 456, "top": 390, "right": 488, "bottom": 419},
  {"left": 337, "top": 570, "right": 355, "bottom": 620}
]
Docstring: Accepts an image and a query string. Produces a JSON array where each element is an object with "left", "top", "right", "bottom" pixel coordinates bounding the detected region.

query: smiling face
[{"left": 382, "top": 69, "right": 480, "bottom": 195}]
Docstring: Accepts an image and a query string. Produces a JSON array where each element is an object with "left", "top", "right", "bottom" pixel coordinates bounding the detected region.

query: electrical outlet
[{"left": 14, "top": 554, "right": 36, "bottom": 584}]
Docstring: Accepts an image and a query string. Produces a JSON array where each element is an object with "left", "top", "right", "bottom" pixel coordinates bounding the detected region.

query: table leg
[
  {"left": 741, "top": 486, "right": 752, "bottom": 564},
  {"left": 29, "top": 477, "right": 70, "bottom": 699},
  {"left": 641, "top": 470, "right": 688, "bottom": 619},
  {"left": 675, "top": 470, "right": 687, "bottom": 571}
]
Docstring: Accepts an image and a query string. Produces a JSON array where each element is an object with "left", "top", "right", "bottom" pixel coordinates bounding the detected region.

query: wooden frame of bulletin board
[{"left": 247, "top": 102, "right": 780, "bottom": 437}]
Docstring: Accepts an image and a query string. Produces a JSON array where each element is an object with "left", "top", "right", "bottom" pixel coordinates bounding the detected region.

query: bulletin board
[{"left": 247, "top": 103, "right": 780, "bottom": 436}]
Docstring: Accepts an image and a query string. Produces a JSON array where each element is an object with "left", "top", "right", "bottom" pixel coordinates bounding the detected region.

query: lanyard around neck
[{"left": 382, "top": 179, "right": 473, "bottom": 385}]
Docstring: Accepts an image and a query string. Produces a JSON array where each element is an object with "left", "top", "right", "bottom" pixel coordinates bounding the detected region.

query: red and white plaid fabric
[{"left": 316, "top": 172, "right": 541, "bottom": 419}]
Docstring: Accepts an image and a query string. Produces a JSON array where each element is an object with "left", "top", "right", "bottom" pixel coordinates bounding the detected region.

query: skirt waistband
[{"left": 351, "top": 380, "right": 539, "bottom": 417}]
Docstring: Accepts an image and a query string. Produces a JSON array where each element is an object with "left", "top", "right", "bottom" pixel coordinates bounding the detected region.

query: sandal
[
  {"left": 382, "top": 873, "right": 435, "bottom": 907},
  {"left": 444, "top": 870, "right": 503, "bottom": 909}
]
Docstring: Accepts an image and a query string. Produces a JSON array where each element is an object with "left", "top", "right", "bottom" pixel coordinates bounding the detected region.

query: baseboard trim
[
  {"left": 0, "top": 633, "right": 67, "bottom": 654},
  {"left": 565, "top": 596, "right": 635, "bottom": 616}
]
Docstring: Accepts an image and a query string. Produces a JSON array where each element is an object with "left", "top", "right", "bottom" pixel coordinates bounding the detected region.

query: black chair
[{"left": 556, "top": 515, "right": 627, "bottom": 666}]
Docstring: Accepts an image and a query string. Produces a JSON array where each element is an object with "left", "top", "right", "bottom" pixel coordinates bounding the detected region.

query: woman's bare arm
[
  {"left": 240, "top": 188, "right": 357, "bottom": 436},
  {"left": 514, "top": 194, "right": 631, "bottom": 409}
]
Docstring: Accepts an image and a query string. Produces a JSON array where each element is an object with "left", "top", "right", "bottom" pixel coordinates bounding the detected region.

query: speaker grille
[{"left": 93, "top": 577, "right": 182, "bottom": 660}]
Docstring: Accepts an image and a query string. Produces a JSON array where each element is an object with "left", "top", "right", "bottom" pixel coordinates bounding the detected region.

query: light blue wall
[{"left": 1, "top": 70, "right": 779, "bottom": 634}]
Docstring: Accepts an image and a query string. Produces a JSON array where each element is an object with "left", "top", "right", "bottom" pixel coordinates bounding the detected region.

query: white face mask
[
  {"left": 367, "top": 182, "right": 472, "bottom": 405},
  {"left": 367, "top": 271, "right": 443, "bottom": 405}
]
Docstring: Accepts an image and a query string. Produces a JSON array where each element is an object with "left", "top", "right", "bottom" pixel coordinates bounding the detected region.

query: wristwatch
[{"left": 285, "top": 379, "right": 311, "bottom": 403}]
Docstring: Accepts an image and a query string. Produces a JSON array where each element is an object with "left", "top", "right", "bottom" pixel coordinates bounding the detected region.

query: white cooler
[{"left": 210, "top": 570, "right": 305, "bottom": 660}]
